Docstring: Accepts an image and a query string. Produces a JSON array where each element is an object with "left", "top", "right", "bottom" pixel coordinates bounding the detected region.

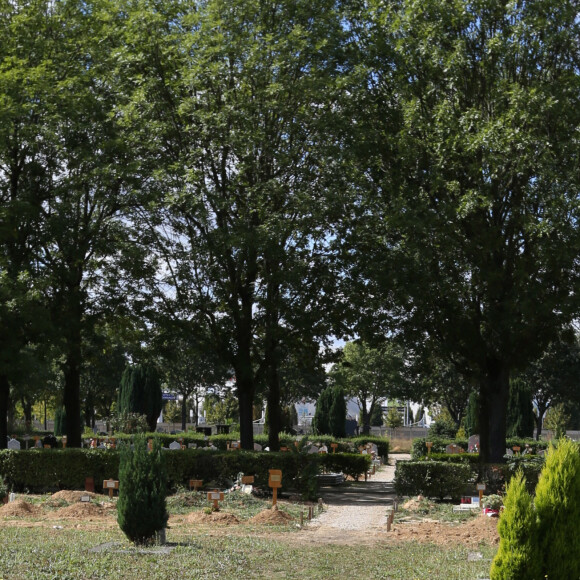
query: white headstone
[
  {"left": 307, "top": 445, "right": 319, "bottom": 454},
  {"left": 253, "top": 443, "right": 262, "bottom": 451},
  {"left": 7, "top": 438, "right": 20, "bottom": 450},
  {"left": 169, "top": 441, "right": 181, "bottom": 450}
]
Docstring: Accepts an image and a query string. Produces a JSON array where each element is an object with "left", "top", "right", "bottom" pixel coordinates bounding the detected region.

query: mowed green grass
[{"left": 0, "top": 525, "right": 496, "bottom": 580}]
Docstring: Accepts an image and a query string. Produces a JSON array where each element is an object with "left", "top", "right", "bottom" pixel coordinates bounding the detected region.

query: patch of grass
[
  {"left": 0, "top": 526, "right": 497, "bottom": 579},
  {"left": 390, "top": 439, "right": 413, "bottom": 453}
]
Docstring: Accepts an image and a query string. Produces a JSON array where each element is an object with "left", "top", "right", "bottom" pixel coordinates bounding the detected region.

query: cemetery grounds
[{"left": 0, "top": 455, "right": 499, "bottom": 580}]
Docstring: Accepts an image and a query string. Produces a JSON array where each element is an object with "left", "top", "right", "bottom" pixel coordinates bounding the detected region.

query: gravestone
[
  {"left": 169, "top": 441, "right": 181, "bottom": 450},
  {"left": 253, "top": 443, "right": 262, "bottom": 451},
  {"left": 7, "top": 438, "right": 20, "bottom": 450},
  {"left": 307, "top": 445, "right": 319, "bottom": 454},
  {"left": 468, "top": 435, "right": 479, "bottom": 452}
]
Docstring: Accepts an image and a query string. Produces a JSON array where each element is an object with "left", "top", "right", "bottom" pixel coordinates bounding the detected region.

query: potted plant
[{"left": 482, "top": 494, "right": 503, "bottom": 516}]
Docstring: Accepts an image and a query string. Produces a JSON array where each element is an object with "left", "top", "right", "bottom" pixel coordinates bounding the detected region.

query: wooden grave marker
[
  {"left": 330, "top": 443, "right": 338, "bottom": 453},
  {"left": 207, "top": 489, "right": 224, "bottom": 511},
  {"left": 268, "top": 469, "right": 282, "bottom": 506},
  {"left": 103, "top": 479, "right": 119, "bottom": 498},
  {"left": 476, "top": 482, "right": 486, "bottom": 503},
  {"left": 189, "top": 479, "right": 203, "bottom": 492}
]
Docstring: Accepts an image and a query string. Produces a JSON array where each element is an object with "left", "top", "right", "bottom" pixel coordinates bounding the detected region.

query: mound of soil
[
  {"left": 248, "top": 507, "right": 294, "bottom": 525},
  {"left": 185, "top": 511, "right": 240, "bottom": 525},
  {"left": 402, "top": 496, "right": 433, "bottom": 511},
  {"left": 391, "top": 515, "right": 499, "bottom": 547},
  {"left": 0, "top": 501, "right": 41, "bottom": 517},
  {"left": 52, "top": 503, "right": 110, "bottom": 519},
  {"left": 51, "top": 491, "right": 95, "bottom": 503}
]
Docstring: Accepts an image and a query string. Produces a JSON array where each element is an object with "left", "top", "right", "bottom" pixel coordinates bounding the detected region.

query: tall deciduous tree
[
  {"left": 330, "top": 341, "right": 403, "bottom": 435},
  {"left": 346, "top": 0, "right": 580, "bottom": 462},
  {"left": 117, "top": 0, "right": 347, "bottom": 449},
  {"left": 0, "top": 0, "right": 60, "bottom": 447}
]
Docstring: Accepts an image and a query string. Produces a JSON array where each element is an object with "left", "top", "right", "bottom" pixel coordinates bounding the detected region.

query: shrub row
[
  {"left": 394, "top": 461, "right": 473, "bottom": 500},
  {"left": 0, "top": 448, "right": 371, "bottom": 500},
  {"left": 411, "top": 436, "right": 548, "bottom": 459},
  {"left": 399, "top": 454, "right": 545, "bottom": 497}
]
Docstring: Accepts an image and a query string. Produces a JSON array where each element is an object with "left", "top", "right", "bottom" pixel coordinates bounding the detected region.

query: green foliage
[
  {"left": 110, "top": 413, "right": 148, "bottom": 435},
  {"left": 543, "top": 403, "right": 570, "bottom": 440},
  {"left": 203, "top": 391, "right": 240, "bottom": 425},
  {"left": 321, "top": 453, "right": 371, "bottom": 482},
  {"left": 0, "top": 449, "right": 120, "bottom": 493},
  {"left": 370, "top": 404, "right": 384, "bottom": 427},
  {"left": 0, "top": 474, "right": 8, "bottom": 498},
  {"left": 328, "top": 386, "right": 346, "bottom": 438},
  {"left": 506, "top": 378, "right": 535, "bottom": 439},
  {"left": 385, "top": 407, "right": 403, "bottom": 428},
  {"left": 394, "top": 461, "right": 471, "bottom": 500},
  {"left": 535, "top": 439, "right": 580, "bottom": 579},
  {"left": 117, "top": 437, "right": 168, "bottom": 545},
  {"left": 490, "top": 471, "right": 540, "bottom": 580},
  {"left": 428, "top": 416, "right": 456, "bottom": 438},
  {"left": 118, "top": 365, "right": 163, "bottom": 432},
  {"left": 312, "top": 386, "right": 332, "bottom": 435},
  {"left": 464, "top": 392, "right": 479, "bottom": 438},
  {"left": 54, "top": 407, "right": 67, "bottom": 437}
]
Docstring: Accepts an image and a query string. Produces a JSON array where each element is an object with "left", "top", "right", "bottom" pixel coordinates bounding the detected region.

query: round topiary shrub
[{"left": 117, "top": 436, "right": 168, "bottom": 545}]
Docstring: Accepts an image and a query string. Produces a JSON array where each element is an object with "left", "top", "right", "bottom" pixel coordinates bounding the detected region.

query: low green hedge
[
  {"left": 394, "top": 460, "right": 473, "bottom": 500},
  {"left": 412, "top": 436, "right": 548, "bottom": 460},
  {"left": 0, "top": 448, "right": 372, "bottom": 499}
]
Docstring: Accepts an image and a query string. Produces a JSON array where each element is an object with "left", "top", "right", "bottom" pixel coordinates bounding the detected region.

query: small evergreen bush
[
  {"left": 490, "top": 470, "right": 540, "bottom": 580},
  {"left": 534, "top": 438, "right": 580, "bottom": 579},
  {"left": 117, "top": 436, "right": 168, "bottom": 545}
]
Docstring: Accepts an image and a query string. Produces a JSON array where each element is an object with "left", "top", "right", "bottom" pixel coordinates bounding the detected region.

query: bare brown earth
[{"left": 0, "top": 456, "right": 499, "bottom": 548}]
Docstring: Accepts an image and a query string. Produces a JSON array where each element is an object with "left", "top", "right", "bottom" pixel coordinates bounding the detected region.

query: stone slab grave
[
  {"left": 468, "top": 434, "right": 479, "bottom": 453},
  {"left": 168, "top": 441, "right": 181, "bottom": 450},
  {"left": 7, "top": 438, "right": 20, "bottom": 450},
  {"left": 445, "top": 443, "right": 464, "bottom": 454}
]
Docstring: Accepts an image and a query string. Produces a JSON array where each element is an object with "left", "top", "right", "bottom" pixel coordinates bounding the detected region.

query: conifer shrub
[
  {"left": 490, "top": 470, "right": 540, "bottom": 580},
  {"left": 117, "top": 436, "right": 168, "bottom": 545},
  {"left": 534, "top": 438, "right": 580, "bottom": 579}
]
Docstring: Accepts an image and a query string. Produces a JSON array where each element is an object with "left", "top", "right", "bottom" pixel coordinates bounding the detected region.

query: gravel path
[{"left": 298, "top": 454, "right": 410, "bottom": 544}]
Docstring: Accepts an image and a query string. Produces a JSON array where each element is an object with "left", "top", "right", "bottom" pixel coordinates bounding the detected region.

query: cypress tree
[
  {"left": 490, "top": 470, "right": 540, "bottom": 580},
  {"left": 313, "top": 386, "right": 332, "bottom": 435},
  {"left": 54, "top": 406, "right": 67, "bottom": 437},
  {"left": 329, "top": 385, "right": 346, "bottom": 438},
  {"left": 535, "top": 438, "right": 580, "bottom": 579},
  {"left": 117, "top": 436, "right": 168, "bottom": 545},
  {"left": 506, "top": 378, "right": 535, "bottom": 438},
  {"left": 118, "top": 364, "right": 163, "bottom": 432}
]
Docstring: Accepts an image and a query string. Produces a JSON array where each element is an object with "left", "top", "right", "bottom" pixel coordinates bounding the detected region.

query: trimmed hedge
[
  {"left": 411, "top": 436, "right": 548, "bottom": 460},
  {"left": 394, "top": 460, "right": 473, "bottom": 500},
  {"left": 0, "top": 448, "right": 371, "bottom": 499}
]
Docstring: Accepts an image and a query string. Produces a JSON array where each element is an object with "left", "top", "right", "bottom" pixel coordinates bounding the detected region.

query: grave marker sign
[{"left": 268, "top": 469, "right": 282, "bottom": 506}]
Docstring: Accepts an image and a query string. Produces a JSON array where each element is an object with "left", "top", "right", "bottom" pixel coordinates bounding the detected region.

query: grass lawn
[
  {"left": 0, "top": 526, "right": 496, "bottom": 579},
  {"left": 0, "top": 488, "right": 498, "bottom": 579}
]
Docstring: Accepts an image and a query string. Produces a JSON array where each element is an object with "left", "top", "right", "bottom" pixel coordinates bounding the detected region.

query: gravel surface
[{"left": 305, "top": 454, "right": 408, "bottom": 536}]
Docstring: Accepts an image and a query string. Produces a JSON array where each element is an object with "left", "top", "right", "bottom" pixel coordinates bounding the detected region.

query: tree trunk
[
  {"left": 181, "top": 396, "right": 187, "bottom": 432},
  {"left": 361, "top": 405, "right": 370, "bottom": 435},
  {"left": 266, "top": 364, "right": 281, "bottom": 451},
  {"left": 535, "top": 402, "right": 548, "bottom": 441},
  {"left": 235, "top": 347, "right": 255, "bottom": 450},
  {"left": 62, "top": 297, "right": 83, "bottom": 447},
  {"left": 479, "top": 361, "right": 509, "bottom": 463},
  {"left": 0, "top": 374, "right": 9, "bottom": 450},
  {"left": 237, "top": 381, "right": 255, "bottom": 450}
]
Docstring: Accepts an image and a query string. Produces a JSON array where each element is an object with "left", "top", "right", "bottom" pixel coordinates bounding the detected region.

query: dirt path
[{"left": 287, "top": 454, "right": 406, "bottom": 545}]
